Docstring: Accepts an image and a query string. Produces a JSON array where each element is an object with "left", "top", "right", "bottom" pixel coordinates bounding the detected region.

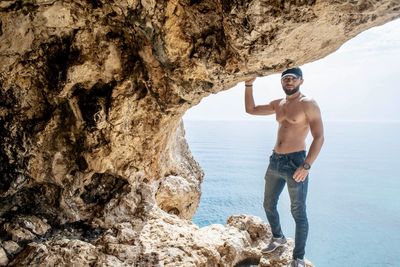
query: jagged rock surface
[
  {"left": 10, "top": 212, "right": 310, "bottom": 267},
  {"left": 0, "top": 0, "right": 399, "bottom": 266}
]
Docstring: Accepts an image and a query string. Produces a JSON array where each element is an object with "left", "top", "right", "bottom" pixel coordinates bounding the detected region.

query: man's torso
[{"left": 272, "top": 95, "right": 310, "bottom": 154}]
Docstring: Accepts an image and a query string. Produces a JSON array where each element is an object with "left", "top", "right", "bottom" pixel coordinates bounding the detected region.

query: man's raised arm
[{"left": 244, "top": 78, "right": 276, "bottom": 116}]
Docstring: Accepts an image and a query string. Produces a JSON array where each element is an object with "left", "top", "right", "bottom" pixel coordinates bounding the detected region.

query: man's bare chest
[{"left": 275, "top": 101, "right": 306, "bottom": 124}]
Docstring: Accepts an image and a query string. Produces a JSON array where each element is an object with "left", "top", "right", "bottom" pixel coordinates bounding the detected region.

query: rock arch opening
[{"left": 182, "top": 18, "right": 400, "bottom": 266}]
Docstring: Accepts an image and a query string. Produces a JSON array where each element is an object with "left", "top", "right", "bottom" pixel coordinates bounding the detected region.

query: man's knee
[
  {"left": 263, "top": 198, "right": 277, "bottom": 214},
  {"left": 290, "top": 202, "right": 307, "bottom": 221}
]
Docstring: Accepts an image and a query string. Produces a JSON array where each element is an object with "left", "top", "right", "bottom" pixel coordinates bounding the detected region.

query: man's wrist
[
  {"left": 302, "top": 162, "right": 311, "bottom": 170},
  {"left": 245, "top": 84, "right": 253, "bottom": 87}
]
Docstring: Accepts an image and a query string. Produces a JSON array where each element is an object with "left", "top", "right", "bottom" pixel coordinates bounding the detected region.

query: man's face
[{"left": 281, "top": 75, "right": 303, "bottom": 96}]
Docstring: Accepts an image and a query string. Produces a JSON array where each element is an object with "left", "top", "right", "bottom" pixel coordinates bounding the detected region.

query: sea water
[{"left": 183, "top": 120, "right": 400, "bottom": 267}]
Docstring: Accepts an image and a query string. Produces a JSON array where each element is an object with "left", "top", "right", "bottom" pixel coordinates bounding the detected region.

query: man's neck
[{"left": 286, "top": 91, "right": 301, "bottom": 100}]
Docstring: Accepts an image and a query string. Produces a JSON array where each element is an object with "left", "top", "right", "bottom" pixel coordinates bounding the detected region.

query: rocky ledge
[{"left": 2, "top": 209, "right": 311, "bottom": 266}]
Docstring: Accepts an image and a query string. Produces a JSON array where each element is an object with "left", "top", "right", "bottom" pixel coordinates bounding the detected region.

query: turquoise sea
[{"left": 183, "top": 120, "right": 400, "bottom": 267}]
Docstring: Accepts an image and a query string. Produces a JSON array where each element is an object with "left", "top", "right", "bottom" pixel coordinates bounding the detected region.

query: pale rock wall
[{"left": 0, "top": 0, "right": 399, "bottom": 266}]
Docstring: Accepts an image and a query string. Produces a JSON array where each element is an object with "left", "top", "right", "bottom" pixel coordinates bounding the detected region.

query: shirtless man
[{"left": 244, "top": 67, "right": 324, "bottom": 267}]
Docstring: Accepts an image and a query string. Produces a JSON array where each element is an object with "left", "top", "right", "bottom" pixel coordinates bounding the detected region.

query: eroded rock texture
[{"left": 0, "top": 0, "right": 399, "bottom": 266}]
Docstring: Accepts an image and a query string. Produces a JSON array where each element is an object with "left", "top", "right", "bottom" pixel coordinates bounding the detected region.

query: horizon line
[{"left": 182, "top": 119, "right": 400, "bottom": 123}]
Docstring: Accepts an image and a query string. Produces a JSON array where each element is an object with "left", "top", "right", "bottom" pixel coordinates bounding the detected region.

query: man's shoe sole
[{"left": 261, "top": 242, "right": 286, "bottom": 254}]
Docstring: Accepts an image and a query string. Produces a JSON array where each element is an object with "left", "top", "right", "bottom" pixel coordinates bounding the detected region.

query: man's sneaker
[
  {"left": 261, "top": 236, "right": 287, "bottom": 254},
  {"left": 288, "top": 258, "right": 306, "bottom": 267}
]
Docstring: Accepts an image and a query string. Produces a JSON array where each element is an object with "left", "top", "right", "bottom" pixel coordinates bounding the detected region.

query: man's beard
[{"left": 283, "top": 85, "right": 300, "bottom": 96}]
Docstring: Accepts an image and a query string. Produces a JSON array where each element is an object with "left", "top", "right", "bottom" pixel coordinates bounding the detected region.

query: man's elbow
[
  {"left": 245, "top": 107, "right": 255, "bottom": 114},
  {"left": 317, "top": 135, "right": 325, "bottom": 145},
  {"left": 313, "top": 134, "right": 324, "bottom": 142}
]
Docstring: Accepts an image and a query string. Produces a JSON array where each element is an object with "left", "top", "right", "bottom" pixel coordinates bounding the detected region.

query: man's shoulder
[
  {"left": 271, "top": 98, "right": 284, "bottom": 104},
  {"left": 300, "top": 96, "right": 318, "bottom": 106},
  {"left": 299, "top": 96, "right": 320, "bottom": 114}
]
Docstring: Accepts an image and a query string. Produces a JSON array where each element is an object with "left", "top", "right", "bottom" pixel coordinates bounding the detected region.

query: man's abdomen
[{"left": 274, "top": 123, "right": 309, "bottom": 154}]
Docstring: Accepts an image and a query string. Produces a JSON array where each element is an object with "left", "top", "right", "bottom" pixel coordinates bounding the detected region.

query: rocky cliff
[{"left": 0, "top": 0, "right": 399, "bottom": 266}]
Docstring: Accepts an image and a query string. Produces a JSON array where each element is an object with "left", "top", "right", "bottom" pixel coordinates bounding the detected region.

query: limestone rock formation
[
  {"left": 0, "top": 0, "right": 399, "bottom": 266},
  {"left": 9, "top": 212, "right": 312, "bottom": 267}
]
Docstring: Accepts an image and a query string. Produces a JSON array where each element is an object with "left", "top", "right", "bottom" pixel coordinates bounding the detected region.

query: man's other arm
[
  {"left": 304, "top": 99, "right": 324, "bottom": 166},
  {"left": 293, "top": 99, "right": 324, "bottom": 182}
]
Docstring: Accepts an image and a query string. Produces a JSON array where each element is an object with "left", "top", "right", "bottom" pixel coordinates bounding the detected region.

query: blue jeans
[{"left": 263, "top": 150, "right": 309, "bottom": 260}]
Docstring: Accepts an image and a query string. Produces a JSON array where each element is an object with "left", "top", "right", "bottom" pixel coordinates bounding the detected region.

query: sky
[{"left": 183, "top": 18, "right": 400, "bottom": 122}]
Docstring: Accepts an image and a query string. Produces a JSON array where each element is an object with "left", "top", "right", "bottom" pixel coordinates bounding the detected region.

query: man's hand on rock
[{"left": 245, "top": 77, "right": 256, "bottom": 86}]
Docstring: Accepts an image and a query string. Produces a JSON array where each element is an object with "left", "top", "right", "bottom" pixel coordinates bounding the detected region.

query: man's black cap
[{"left": 281, "top": 67, "right": 303, "bottom": 79}]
